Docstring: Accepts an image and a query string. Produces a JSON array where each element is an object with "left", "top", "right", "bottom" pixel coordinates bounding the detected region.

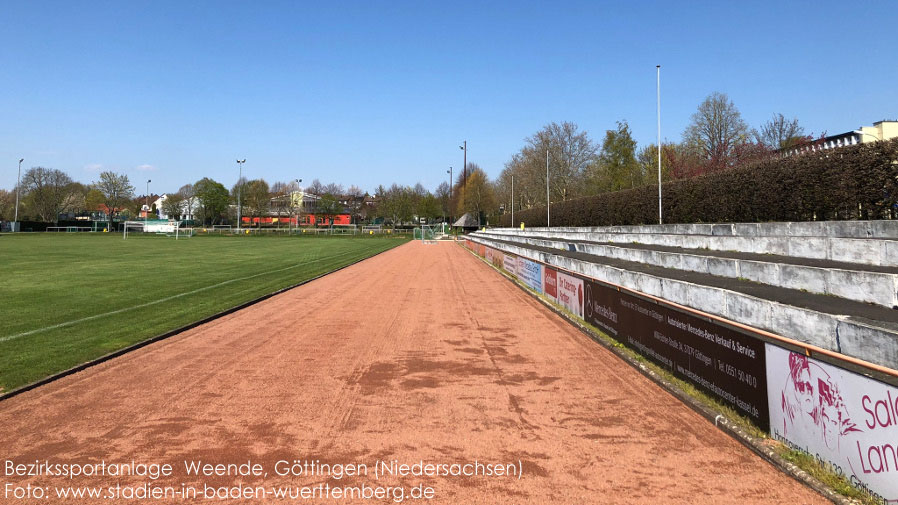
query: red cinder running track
[{"left": 0, "top": 241, "right": 827, "bottom": 504}]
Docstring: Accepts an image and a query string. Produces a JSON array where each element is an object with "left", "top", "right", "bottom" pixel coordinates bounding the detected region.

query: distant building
[{"left": 785, "top": 120, "right": 898, "bottom": 156}]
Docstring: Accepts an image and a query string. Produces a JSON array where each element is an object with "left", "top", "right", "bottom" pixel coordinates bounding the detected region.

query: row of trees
[
  {"left": 0, "top": 167, "right": 468, "bottom": 227},
  {"left": 492, "top": 92, "right": 814, "bottom": 222},
  {"left": 1, "top": 91, "right": 817, "bottom": 228}
]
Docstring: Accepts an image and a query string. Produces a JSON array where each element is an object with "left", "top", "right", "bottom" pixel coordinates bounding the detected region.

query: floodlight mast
[
  {"left": 14, "top": 158, "right": 23, "bottom": 231},
  {"left": 236, "top": 159, "right": 246, "bottom": 232}
]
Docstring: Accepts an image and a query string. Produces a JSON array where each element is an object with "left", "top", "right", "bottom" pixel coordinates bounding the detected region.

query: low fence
[{"left": 465, "top": 238, "right": 898, "bottom": 504}]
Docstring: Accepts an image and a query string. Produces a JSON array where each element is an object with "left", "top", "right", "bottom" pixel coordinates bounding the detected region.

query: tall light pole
[
  {"left": 290, "top": 178, "right": 302, "bottom": 232},
  {"left": 145, "top": 179, "right": 151, "bottom": 224},
  {"left": 657, "top": 64, "right": 662, "bottom": 225},
  {"left": 14, "top": 158, "right": 23, "bottom": 231},
  {"left": 546, "top": 149, "right": 550, "bottom": 228},
  {"left": 511, "top": 174, "right": 514, "bottom": 229},
  {"left": 236, "top": 159, "right": 246, "bottom": 232},
  {"left": 447, "top": 167, "right": 452, "bottom": 223},
  {"left": 459, "top": 141, "right": 466, "bottom": 187}
]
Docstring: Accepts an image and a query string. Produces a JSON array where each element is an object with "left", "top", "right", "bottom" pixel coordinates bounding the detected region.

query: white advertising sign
[
  {"left": 503, "top": 254, "right": 517, "bottom": 276},
  {"left": 556, "top": 272, "right": 584, "bottom": 319},
  {"left": 766, "top": 344, "right": 898, "bottom": 503}
]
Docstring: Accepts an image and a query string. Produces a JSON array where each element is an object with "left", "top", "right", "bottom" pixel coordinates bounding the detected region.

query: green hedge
[{"left": 501, "top": 139, "right": 898, "bottom": 227}]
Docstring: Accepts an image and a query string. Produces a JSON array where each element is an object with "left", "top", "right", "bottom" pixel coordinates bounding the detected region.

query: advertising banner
[
  {"left": 479, "top": 244, "right": 486, "bottom": 257},
  {"left": 503, "top": 254, "right": 517, "bottom": 276},
  {"left": 485, "top": 246, "right": 496, "bottom": 265},
  {"left": 492, "top": 250, "right": 504, "bottom": 268},
  {"left": 543, "top": 267, "right": 558, "bottom": 301},
  {"left": 556, "top": 272, "right": 584, "bottom": 319},
  {"left": 517, "top": 257, "right": 542, "bottom": 293},
  {"left": 767, "top": 344, "right": 898, "bottom": 503},
  {"left": 582, "top": 278, "right": 769, "bottom": 429}
]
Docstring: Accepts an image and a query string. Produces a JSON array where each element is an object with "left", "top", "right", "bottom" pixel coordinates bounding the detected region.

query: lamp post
[
  {"left": 546, "top": 149, "right": 550, "bottom": 228},
  {"left": 291, "top": 178, "right": 302, "bottom": 232},
  {"left": 511, "top": 174, "right": 514, "bottom": 229},
  {"left": 145, "top": 179, "right": 151, "bottom": 224},
  {"left": 657, "top": 64, "right": 662, "bottom": 225},
  {"left": 236, "top": 159, "right": 246, "bottom": 232},
  {"left": 853, "top": 130, "right": 880, "bottom": 143},
  {"left": 459, "top": 141, "right": 466, "bottom": 187},
  {"left": 447, "top": 166, "right": 452, "bottom": 223},
  {"left": 14, "top": 158, "right": 23, "bottom": 231}
]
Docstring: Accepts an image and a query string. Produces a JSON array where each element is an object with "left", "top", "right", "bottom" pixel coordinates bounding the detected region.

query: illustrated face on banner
[{"left": 767, "top": 345, "right": 894, "bottom": 502}]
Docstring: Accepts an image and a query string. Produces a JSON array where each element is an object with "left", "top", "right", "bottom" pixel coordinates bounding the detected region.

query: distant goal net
[{"left": 123, "top": 220, "right": 194, "bottom": 239}]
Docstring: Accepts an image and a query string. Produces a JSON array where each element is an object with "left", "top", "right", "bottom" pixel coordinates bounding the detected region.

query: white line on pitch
[{"left": 1, "top": 248, "right": 357, "bottom": 344}]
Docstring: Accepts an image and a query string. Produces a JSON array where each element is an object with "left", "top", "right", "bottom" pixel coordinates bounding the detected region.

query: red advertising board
[{"left": 543, "top": 267, "right": 557, "bottom": 300}]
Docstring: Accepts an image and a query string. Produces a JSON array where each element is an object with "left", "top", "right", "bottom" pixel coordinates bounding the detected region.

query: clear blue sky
[{"left": 2, "top": 1, "right": 895, "bottom": 195}]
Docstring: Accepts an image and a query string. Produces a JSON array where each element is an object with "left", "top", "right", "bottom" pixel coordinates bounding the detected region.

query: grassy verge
[{"left": 0, "top": 233, "right": 408, "bottom": 392}]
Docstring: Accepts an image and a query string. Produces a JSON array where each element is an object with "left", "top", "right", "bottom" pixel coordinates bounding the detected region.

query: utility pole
[
  {"left": 14, "top": 158, "right": 23, "bottom": 231},
  {"left": 657, "top": 65, "right": 662, "bottom": 225},
  {"left": 236, "top": 159, "right": 246, "bottom": 232},
  {"left": 546, "top": 149, "right": 550, "bottom": 228},
  {"left": 145, "top": 179, "right": 151, "bottom": 224},
  {"left": 447, "top": 166, "right": 452, "bottom": 223}
]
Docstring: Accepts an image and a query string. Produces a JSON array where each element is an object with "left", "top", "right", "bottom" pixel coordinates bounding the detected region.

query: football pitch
[{"left": 0, "top": 233, "right": 409, "bottom": 392}]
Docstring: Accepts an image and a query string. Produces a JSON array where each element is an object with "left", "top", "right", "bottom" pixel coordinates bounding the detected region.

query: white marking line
[{"left": 1, "top": 248, "right": 358, "bottom": 343}]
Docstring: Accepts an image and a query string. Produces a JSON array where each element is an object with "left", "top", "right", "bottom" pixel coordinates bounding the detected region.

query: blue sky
[{"left": 2, "top": 1, "right": 895, "bottom": 194}]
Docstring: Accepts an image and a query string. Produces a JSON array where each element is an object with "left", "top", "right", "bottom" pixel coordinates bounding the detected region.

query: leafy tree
[
  {"left": 416, "top": 193, "right": 441, "bottom": 222},
  {"left": 194, "top": 177, "right": 229, "bottom": 225},
  {"left": 636, "top": 143, "right": 676, "bottom": 183},
  {"left": 161, "top": 192, "right": 185, "bottom": 219},
  {"left": 587, "top": 120, "right": 641, "bottom": 192},
  {"left": 94, "top": 171, "right": 135, "bottom": 229},
  {"left": 243, "top": 179, "right": 270, "bottom": 227},
  {"left": 0, "top": 189, "right": 15, "bottom": 221},
  {"left": 434, "top": 181, "right": 451, "bottom": 221},
  {"left": 683, "top": 92, "right": 749, "bottom": 171},
  {"left": 456, "top": 165, "right": 496, "bottom": 221},
  {"left": 316, "top": 193, "right": 343, "bottom": 228},
  {"left": 21, "top": 167, "right": 76, "bottom": 223}
]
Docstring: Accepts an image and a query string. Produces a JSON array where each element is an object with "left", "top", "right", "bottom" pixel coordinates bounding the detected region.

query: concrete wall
[
  {"left": 469, "top": 234, "right": 898, "bottom": 370},
  {"left": 484, "top": 228, "right": 898, "bottom": 267},
  {"left": 477, "top": 232, "right": 898, "bottom": 308},
  {"left": 491, "top": 220, "right": 898, "bottom": 239}
]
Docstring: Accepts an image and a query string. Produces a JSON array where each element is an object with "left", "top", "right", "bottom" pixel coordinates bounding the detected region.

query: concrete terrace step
[
  {"left": 476, "top": 231, "right": 898, "bottom": 309},
  {"left": 498, "top": 219, "right": 898, "bottom": 238},
  {"left": 469, "top": 233, "right": 898, "bottom": 370},
  {"left": 486, "top": 228, "right": 898, "bottom": 267}
]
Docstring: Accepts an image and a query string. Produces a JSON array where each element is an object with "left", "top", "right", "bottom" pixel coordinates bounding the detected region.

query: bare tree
[
  {"left": 346, "top": 185, "right": 364, "bottom": 198},
  {"left": 323, "top": 182, "right": 344, "bottom": 195},
  {"left": 20, "top": 167, "right": 77, "bottom": 223},
  {"left": 753, "top": 113, "right": 805, "bottom": 150},
  {"left": 244, "top": 179, "right": 271, "bottom": 227},
  {"left": 177, "top": 183, "right": 196, "bottom": 220},
  {"left": 306, "top": 179, "right": 324, "bottom": 195},
  {"left": 683, "top": 92, "right": 749, "bottom": 170},
  {"left": 94, "top": 172, "right": 135, "bottom": 230}
]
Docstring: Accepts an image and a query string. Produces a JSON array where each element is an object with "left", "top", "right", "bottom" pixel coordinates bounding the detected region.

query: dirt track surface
[{"left": 0, "top": 241, "right": 827, "bottom": 504}]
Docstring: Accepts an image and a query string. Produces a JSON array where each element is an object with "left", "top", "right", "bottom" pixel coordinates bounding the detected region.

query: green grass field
[{"left": 0, "top": 233, "right": 409, "bottom": 392}]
